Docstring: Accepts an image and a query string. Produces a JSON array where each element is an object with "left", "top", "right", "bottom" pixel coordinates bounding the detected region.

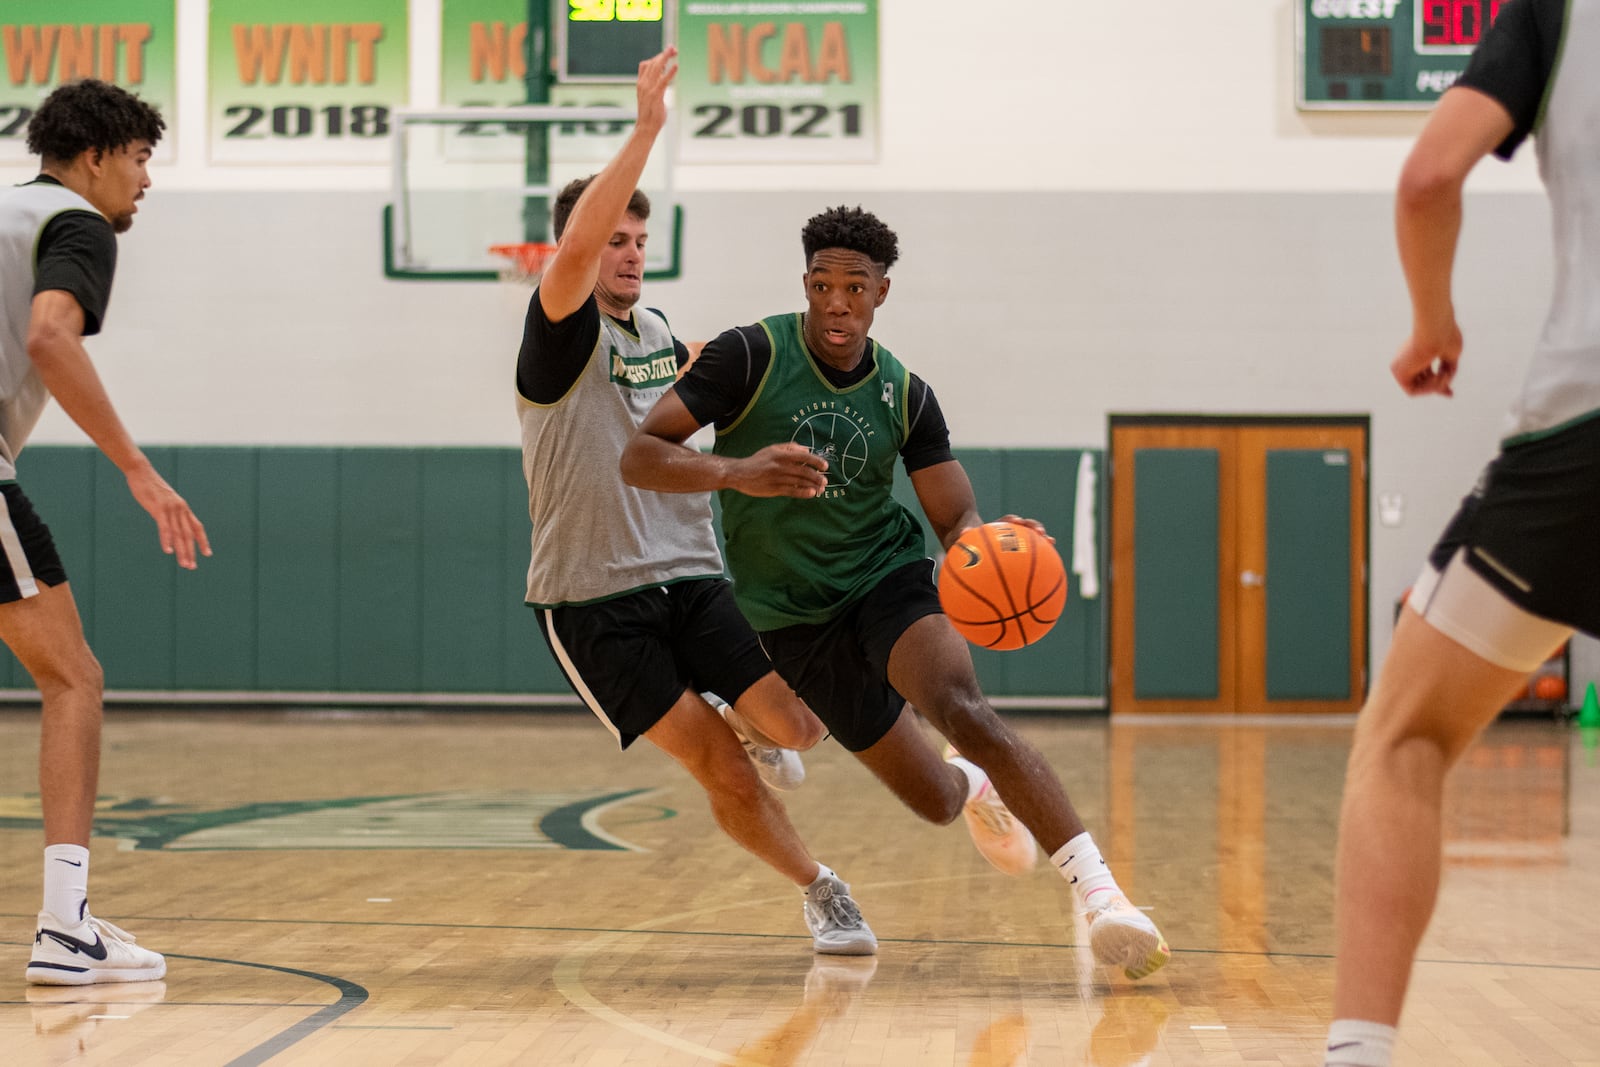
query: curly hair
[
  {"left": 26, "top": 79, "right": 165, "bottom": 164},
  {"left": 551, "top": 175, "right": 651, "bottom": 242},
  {"left": 800, "top": 205, "right": 899, "bottom": 270}
]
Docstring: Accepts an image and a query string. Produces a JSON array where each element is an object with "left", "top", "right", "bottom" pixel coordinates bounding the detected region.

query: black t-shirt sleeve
[
  {"left": 34, "top": 210, "right": 116, "bottom": 336},
  {"left": 1456, "top": 0, "right": 1564, "bottom": 159},
  {"left": 673, "top": 323, "right": 772, "bottom": 429},
  {"left": 516, "top": 290, "right": 602, "bottom": 404},
  {"left": 901, "top": 373, "right": 955, "bottom": 473}
]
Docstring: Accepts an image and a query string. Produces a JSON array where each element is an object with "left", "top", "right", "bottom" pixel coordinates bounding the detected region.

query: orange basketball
[
  {"left": 938, "top": 521, "right": 1068, "bottom": 651},
  {"left": 1532, "top": 674, "right": 1567, "bottom": 704}
]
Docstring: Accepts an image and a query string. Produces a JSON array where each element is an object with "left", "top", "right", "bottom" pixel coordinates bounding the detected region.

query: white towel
[{"left": 1072, "top": 452, "right": 1099, "bottom": 599}]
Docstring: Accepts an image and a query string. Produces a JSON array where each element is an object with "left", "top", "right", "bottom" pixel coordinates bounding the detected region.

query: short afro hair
[
  {"left": 26, "top": 79, "right": 165, "bottom": 165},
  {"left": 800, "top": 205, "right": 898, "bottom": 271}
]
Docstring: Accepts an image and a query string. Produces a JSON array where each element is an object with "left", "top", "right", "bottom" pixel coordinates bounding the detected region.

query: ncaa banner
[
  {"left": 0, "top": 0, "right": 178, "bottom": 165},
  {"left": 676, "top": 0, "right": 879, "bottom": 164},
  {"left": 208, "top": 0, "right": 409, "bottom": 165}
]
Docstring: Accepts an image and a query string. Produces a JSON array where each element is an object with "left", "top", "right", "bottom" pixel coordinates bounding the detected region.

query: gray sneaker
[{"left": 803, "top": 872, "right": 877, "bottom": 956}]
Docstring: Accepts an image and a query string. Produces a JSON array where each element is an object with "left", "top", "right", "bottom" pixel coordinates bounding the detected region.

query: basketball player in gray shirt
[
  {"left": 1326, "top": 2, "right": 1600, "bottom": 1063},
  {"left": 4, "top": 80, "right": 209, "bottom": 985},
  {"left": 514, "top": 48, "right": 874, "bottom": 956}
]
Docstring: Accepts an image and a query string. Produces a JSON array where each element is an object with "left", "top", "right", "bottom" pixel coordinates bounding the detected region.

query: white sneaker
[
  {"left": 26, "top": 912, "right": 167, "bottom": 986},
  {"left": 1084, "top": 892, "right": 1170, "bottom": 980},
  {"left": 803, "top": 871, "right": 877, "bottom": 956},
  {"left": 717, "top": 702, "right": 805, "bottom": 791}
]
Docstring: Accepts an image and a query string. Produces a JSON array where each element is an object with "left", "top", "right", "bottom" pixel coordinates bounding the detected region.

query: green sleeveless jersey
[{"left": 715, "top": 313, "right": 929, "bottom": 630}]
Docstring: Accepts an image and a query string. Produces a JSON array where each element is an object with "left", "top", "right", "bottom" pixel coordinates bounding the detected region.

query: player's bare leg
[
  {"left": 646, "top": 691, "right": 875, "bottom": 954},
  {"left": 1332, "top": 610, "right": 1530, "bottom": 1025}
]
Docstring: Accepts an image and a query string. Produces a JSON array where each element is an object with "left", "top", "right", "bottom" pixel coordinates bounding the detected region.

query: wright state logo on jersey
[
  {"left": 610, "top": 347, "right": 678, "bottom": 390},
  {"left": 789, "top": 400, "right": 876, "bottom": 492}
]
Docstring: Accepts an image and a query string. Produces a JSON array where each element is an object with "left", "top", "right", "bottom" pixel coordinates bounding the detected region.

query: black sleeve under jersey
[
  {"left": 901, "top": 373, "right": 955, "bottom": 473},
  {"left": 34, "top": 210, "right": 116, "bottom": 336},
  {"left": 646, "top": 307, "right": 691, "bottom": 369},
  {"left": 1456, "top": 0, "right": 1565, "bottom": 159},
  {"left": 673, "top": 323, "right": 772, "bottom": 429},
  {"left": 515, "top": 291, "right": 602, "bottom": 404}
]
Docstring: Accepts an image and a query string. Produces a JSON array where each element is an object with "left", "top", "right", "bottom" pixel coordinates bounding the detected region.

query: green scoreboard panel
[
  {"left": 557, "top": 0, "right": 672, "bottom": 82},
  {"left": 1298, "top": 0, "right": 1509, "bottom": 109}
]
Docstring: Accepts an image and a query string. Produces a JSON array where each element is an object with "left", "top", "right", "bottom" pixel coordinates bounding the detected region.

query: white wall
[{"left": 2, "top": 0, "right": 1564, "bottom": 670}]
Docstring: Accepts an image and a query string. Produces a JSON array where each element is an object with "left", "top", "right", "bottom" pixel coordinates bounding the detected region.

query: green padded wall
[
  {"left": 1265, "top": 449, "right": 1352, "bottom": 700},
  {"left": 1132, "top": 448, "right": 1220, "bottom": 699},
  {"left": 0, "top": 446, "right": 1103, "bottom": 700}
]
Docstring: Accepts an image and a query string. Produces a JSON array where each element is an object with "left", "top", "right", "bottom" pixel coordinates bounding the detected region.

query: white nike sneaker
[
  {"left": 717, "top": 702, "right": 805, "bottom": 791},
  {"left": 26, "top": 912, "right": 167, "bottom": 986},
  {"left": 1084, "top": 892, "right": 1170, "bottom": 980},
  {"left": 803, "top": 871, "right": 877, "bottom": 956}
]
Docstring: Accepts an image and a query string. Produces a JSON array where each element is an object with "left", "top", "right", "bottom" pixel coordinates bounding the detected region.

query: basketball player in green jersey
[
  {"left": 622, "top": 206, "right": 1170, "bottom": 980},
  {"left": 517, "top": 51, "right": 873, "bottom": 956}
]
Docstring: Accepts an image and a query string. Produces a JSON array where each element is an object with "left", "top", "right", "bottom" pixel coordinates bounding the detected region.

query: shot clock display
[
  {"left": 558, "top": 0, "right": 671, "bottom": 82},
  {"left": 1299, "top": 0, "right": 1507, "bottom": 109}
]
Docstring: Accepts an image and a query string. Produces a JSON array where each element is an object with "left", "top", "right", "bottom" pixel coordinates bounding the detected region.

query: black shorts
[
  {"left": 0, "top": 482, "right": 67, "bottom": 604},
  {"left": 534, "top": 577, "right": 774, "bottom": 749},
  {"left": 758, "top": 558, "right": 943, "bottom": 753},
  {"left": 1428, "top": 413, "right": 1600, "bottom": 637}
]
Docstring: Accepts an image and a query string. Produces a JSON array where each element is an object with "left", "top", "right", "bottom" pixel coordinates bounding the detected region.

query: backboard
[{"left": 383, "top": 105, "right": 681, "bottom": 281}]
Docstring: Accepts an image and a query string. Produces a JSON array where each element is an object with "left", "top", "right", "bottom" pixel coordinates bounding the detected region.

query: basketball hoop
[{"left": 488, "top": 242, "right": 557, "bottom": 286}]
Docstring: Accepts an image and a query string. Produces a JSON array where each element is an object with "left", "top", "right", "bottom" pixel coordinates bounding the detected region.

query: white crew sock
[
  {"left": 946, "top": 756, "right": 987, "bottom": 803},
  {"left": 43, "top": 844, "right": 90, "bottom": 925},
  {"left": 1051, "top": 832, "right": 1120, "bottom": 907},
  {"left": 1323, "top": 1019, "right": 1396, "bottom": 1067}
]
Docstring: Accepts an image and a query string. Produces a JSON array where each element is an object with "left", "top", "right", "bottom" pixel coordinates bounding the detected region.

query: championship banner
[
  {"left": 208, "top": 0, "right": 409, "bottom": 164},
  {"left": 676, "top": 0, "right": 879, "bottom": 164},
  {"left": 439, "top": 0, "right": 632, "bottom": 110},
  {"left": 440, "top": 0, "right": 527, "bottom": 108},
  {"left": 0, "top": 1, "right": 177, "bottom": 165}
]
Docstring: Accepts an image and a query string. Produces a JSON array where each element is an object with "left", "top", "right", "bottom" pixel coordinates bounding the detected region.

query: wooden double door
[{"left": 1109, "top": 418, "right": 1368, "bottom": 715}]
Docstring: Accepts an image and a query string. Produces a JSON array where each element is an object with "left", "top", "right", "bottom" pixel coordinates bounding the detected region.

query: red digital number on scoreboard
[{"left": 1418, "top": 0, "right": 1506, "bottom": 49}]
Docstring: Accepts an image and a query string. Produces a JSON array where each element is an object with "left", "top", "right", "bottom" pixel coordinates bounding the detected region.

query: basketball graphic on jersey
[{"left": 794, "top": 412, "right": 869, "bottom": 486}]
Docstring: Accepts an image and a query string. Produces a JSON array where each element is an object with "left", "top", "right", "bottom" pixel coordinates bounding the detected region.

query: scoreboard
[
  {"left": 557, "top": 0, "right": 672, "bottom": 83},
  {"left": 1298, "top": 0, "right": 1508, "bottom": 109}
]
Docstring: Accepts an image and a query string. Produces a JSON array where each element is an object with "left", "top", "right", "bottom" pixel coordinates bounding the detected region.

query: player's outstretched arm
[
  {"left": 538, "top": 47, "right": 678, "bottom": 322},
  {"left": 1391, "top": 85, "right": 1513, "bottom": 398},
  {"left": 26, "top": 289, "right": 211, "bottom": 569},
  {"left": 622, "top": 392, "right": 827, "bottom": 498}
]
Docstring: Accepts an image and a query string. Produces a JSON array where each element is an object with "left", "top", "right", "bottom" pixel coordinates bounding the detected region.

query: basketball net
[{"left": 488, "top": 242, "right": 557, "bottom": 287}]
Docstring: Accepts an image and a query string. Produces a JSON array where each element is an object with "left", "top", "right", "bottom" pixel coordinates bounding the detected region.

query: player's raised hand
[
  {"left": 635, "top": 46, "right": 678, "bottom": 135},
  {"left": 726, "top": 442, "right": 829, "bottom": 499},
  {"left": 125, "top": 463, "right": 211, "bottom": 569},
  {"left": 1392, "top": 321, "right": 1461, "bottom": 397}
]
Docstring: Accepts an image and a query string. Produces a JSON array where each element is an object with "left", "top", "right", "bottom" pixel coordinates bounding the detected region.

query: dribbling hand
[{"left": 728, "top": 442, "right": 828, "bottom": 499}]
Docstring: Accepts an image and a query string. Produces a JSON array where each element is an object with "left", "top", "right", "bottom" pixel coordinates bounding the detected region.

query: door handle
[{"left": 1240, "top": 570, "right": 1265, "bottom": 588}]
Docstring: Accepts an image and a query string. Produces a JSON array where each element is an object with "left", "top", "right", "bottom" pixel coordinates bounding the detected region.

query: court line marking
[
  {"left": 7, "top": 919, "right": 1598, "bottom": 973},
  {"left": 0, "top": 943, "right": 367, "bottom": 1067}
]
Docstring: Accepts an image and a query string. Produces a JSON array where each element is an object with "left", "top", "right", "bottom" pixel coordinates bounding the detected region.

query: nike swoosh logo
[
  {"left": 38, "top": 928, "right": 108, "bottom": 960},
  {"left": 1326, "top": 1042, "right": 1359, "bottom": 1051},
  {"left": 957, "top": 544, "right": 981, "bottom": 569},
  {"left": 54, "top": 858, "right": 84, "bottom": 867}
]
